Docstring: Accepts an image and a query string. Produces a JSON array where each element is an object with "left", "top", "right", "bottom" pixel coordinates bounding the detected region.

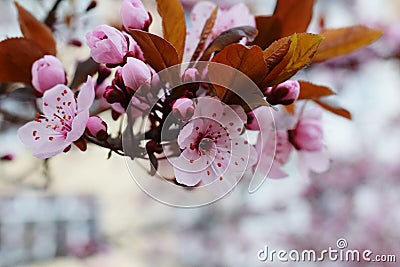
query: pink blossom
[
  {"left": 253, "top": 106, "right": 330, "bottom": 179},
  {"left": 86, "top": 116, "right": 108, "bottom": 141},
  {"left": 182, "top": 68, "right": 200, "bottom": 83},
  {"left": 121, "top": 57, "right": 152, "bottom": 93},
  {"left": 85, "top": 25, "right": 128, "bottom": 65},
  {"left": 289, "top": 109, "right": 324, "bottom": 152},
  {"left": 290, "top": 108, "right": 330, "bottom": 178},
  {"left": 104, "top": 63, "right": 158, "bottom": 118},
  {"left": 31, "top": 55, "right": 66, "bottom": 94},
  {"left": 17, "top": 77, "right": 95, "bottom": 159},
  {"left": 173, "top": 97, "right": 256, "bottom": 186},
  {"left": 111, "top": 102, "right": 126, "bottom": 115},
  {"left": 129, "top": 95, "right": 152, "bottom": 118},
  {"left": 252, "top": 107, "right": 293, "bottom": 179},
  {"left": 120, "top": 0, "right": 151, "bottom": 31},
  {"left": 172, "top": 98, "right": 195, "bottom": 121},
  {"left": 265, "top": 80, "right": 300, "bottom": 106},
  {"left": 184, "top": 1, "right": 255, "bottom": 62}
]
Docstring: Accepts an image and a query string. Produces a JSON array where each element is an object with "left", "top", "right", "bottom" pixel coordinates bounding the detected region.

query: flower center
[{"left": 199, "top": 138, "right": 214, "bottom": 154}]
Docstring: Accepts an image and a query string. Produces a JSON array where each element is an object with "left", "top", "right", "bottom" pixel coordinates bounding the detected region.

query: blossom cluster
[{"left": 0, "top": 0, "right": 381, "bottom": 189}]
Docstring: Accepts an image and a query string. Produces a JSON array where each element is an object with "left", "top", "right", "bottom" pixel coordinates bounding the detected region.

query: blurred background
[{"left": 0, "top": 0, "right": 399, "bottom": 266}]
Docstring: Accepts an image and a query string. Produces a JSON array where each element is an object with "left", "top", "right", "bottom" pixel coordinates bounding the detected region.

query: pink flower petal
[
  {"left": 121, "top": 58, "right": 151, "bottom": 91},
  {"left": 224, "top": 137, "right": 252, "bottom": 171},
  {"left": 42, "top": 84, "right": 76, "bottom": 119},
  {"left": 177, "top": 120, "right": 198, "bottom": 149},
  {"left": 220, "top": 105, "right": 245, "bottom": 137},
  {"left": 66, "top": 111, "right": 90, "bottom": 143},
  {"left": 297, "top": 147, "right": 330, "bottom": 177},
  {"left": 217, "top": 3, "right": 256, "bottom": 30},
  {"left": 173, "top": 97, "right": 255, "bottom": 187},
  {"left": 200, "top": 166, "right": 217, "bottom": 185},
  {"left": 111, "top": 103, "right": 126, "bottom": 114},
  {"left": 77, "top": 76, "right": 95, "bottom": 112},
  {"left": 268, "top": 160, "right": 288, "bottom": 179},
  {"left": 172, "top": 148, "right": 212, "bottom": 173},
  {"left": 33, "top": 137, "right": 69, "bottom": 159},
  {"left": 193, "top": 97, "right": 224, "bottom": 119},
  {"left": 17, "top": 121, "right": 69, "bottom": 159},
  {"left": 175, "top": 168, "right": 202, "bottom": 186}
]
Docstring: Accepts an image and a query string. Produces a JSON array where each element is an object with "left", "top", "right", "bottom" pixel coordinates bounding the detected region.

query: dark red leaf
[
  {"left": 15, "top": 2, "right": 57, "bottom": 55},
  {"left": 0, "top": 38, "right": 46, "bottom": 84},
  {"left": 298, "top": 81, "right": 335, "bottom": 100},
  {"left": 129, "top": 30, "right": 179, "bottom": 72},
  {"left": 249, "top": 16, "right": 281, "bottom": 49},
  {"left": 199, "top": 26, "right": 258, "bottom": 62},
  {"left": 156, "top": 0, "right": 186, "bottom": 62},
  {"left": 263, "top": 33, "right": 323, "bottom": 86},
  {"left": 273, "top": 0, "right": 314, "bottom": 38},
  {"left": 190, "top": 7, "right": 218, "bottom": 62},
  {"left": 210, "top": 44, "right": 269, "bottom": 111},
  {"left": 313, "top": 99, "right": 352, "bottom": 120},
  {"left": 313, "top": 25, "right": 383, "bottom": 63}
]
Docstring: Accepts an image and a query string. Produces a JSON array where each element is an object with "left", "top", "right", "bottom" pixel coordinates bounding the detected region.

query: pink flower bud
[
  {"left": 85, "top": 25, "right": 128, "bottom": 65},
  {"left": 86, "top": 0, "right": 97, "bottom": 12},
  {"left": 289, "top": 115, "right": 323, "bottom": 152},
  {"left": 124, "top": 33, "right": 145, "bottom": 61},
  {"left": 265, "top": 80, "right": 300, "bottom": 105},
  {"left": 104, "top": 86, "right": 126, "bottom": 105},
  {"left": 86, "top": 116, "right": 108, "bottom": 141},
  {"left": 146, "top": 140, "right": 163, "bottom": 154},
  {"left": 121, "top": 58, "right": 151, "bottom": 93},
  {"left": 182, "top": 68, "right": 200, "bottom": 83},
  {"left": 120, "top": 0, "right": 152, "bottom": 31},
  {"left": 246, "top": 111, "right": 259, "bottom": 130},
  {"left": 31, "top": 55, "right": 66, "bottom": 94},
  {"left": 97, "top": 65, "right": 112, "bottom": 85},
  {"left": 0, "top": 154, "right": 14, "bottom": 161},
  {"left": 173, "top": 98, "right": 195, "bottom": 121}
]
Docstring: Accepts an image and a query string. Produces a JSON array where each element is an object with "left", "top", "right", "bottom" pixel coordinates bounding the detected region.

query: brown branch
[
  {"left": 83, "top": 134, "right": 125, "bottom": 156},
  {"left": 0, "top": 108, "right": 32, "bottom": 125}
]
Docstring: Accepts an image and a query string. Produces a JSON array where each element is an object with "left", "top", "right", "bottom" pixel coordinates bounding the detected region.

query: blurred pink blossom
[
  {"left": 289, "top": 109, "right": 324, "bottom": 152},
  {"left": 291, "top": 108, "right": 330, "bottom": 178},
  {"left": 252, "top": 106, "right": 293, "bottom": 179},
  {"left": 184, "top": 1, "right": 255, "bottom": 62},
  {"left": 252, "top": 106, "right": 330, "bottom": 179}
]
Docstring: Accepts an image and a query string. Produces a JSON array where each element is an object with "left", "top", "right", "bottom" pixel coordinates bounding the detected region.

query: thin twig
[
  {"left": 44, "top": 0, "right": 65, "bottom": 29},
  {"left": 83, "top": 134, "right": 125, "bottom": 156}
]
